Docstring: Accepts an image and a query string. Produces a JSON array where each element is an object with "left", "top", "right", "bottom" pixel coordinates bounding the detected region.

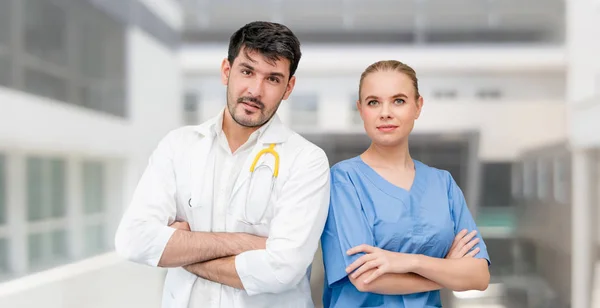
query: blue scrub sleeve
[
  {"left": 448, "top": 173, "right": 491, "bottom": 265},
  {"left": 321, "top": 180, "right": 374, "bottom": 287}
]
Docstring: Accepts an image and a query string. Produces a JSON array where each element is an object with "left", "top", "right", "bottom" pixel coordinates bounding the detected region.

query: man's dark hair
[{"left": 227, "top": 21, "right": 302, "bottom": 78}]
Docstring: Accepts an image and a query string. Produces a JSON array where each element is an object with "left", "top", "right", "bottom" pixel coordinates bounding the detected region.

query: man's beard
[{"left": 226, "top": 87, "right": 283, "bottom": 128}]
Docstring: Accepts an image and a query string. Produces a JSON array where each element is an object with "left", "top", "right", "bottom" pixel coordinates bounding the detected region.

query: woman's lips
[{"left": 377, "top": 125, "right": 398, "bottom": 132}]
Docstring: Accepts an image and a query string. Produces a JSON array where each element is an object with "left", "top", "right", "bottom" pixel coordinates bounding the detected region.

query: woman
[{"left": 321, "top": 60, "right": 491, "bottom": 308}]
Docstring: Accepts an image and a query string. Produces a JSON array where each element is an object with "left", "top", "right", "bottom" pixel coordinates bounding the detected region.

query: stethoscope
[
  {"left": 240, "top": 143, "right": 280, "bottom": 225},
  {"left": 187, "top": 143, "right": 280, "bottom": 225}
]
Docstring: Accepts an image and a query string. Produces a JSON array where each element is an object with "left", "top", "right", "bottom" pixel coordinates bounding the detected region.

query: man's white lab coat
[{"left": 114, "top": 112, "right": 331, "bottom": 308}]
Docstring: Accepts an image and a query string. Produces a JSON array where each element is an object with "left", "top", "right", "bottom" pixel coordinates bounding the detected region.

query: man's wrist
[{"left": 185, "top": 262, "right": 205, "bottom": 277}]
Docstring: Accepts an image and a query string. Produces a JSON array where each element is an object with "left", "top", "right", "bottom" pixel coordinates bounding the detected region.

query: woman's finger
[
  {"left": 459, "top": 231, "right": 478, "bottom": 248},
  {"left": 450, "top": 229, "right": 468, "bottom": 250},
  {"left": 346, "top": 253, "right": 374, "bottom": 274},
  {"left": 351, "top": 259, "right": 380, "bottom": 279},
  {"left": 364, "top": 268, "right": 385, "bottom": 284},
  {"left": 347, "top": 244, "right": 376, "bottom": 256},
  {"left": 459, "top": 238, "right": 480, "bottom": 256},
  {"left": 466, "top": 247, "right": 481, "bottom": 258}
]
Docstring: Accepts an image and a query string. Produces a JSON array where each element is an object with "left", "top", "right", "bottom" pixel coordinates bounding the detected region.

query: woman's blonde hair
[{"left": 358, "top": 60, "right": 420, "bottom": 101}]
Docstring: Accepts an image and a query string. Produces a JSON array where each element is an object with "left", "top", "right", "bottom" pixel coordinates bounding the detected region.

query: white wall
[
  {"left": 127, "top": 28, "right": 182, "bottom": 166},
  {"left": 124, "top": 29, "right": 182, "bottom": 220},
  {"left": 0, "top": 88, "right": 130, "bottom": 157},
  {"left": 570, "top": 96, "right": 600, "bottom": 148},
  {"left": 566, "top": 0, "right": 600, "bottom": 148},
  {"left": 566, "top": 2, "right": 600, "bottom": 307},
  {"left": 0, "top": 253, "right": 165, "bottom": 308},
  {"left": 415, "top": 101, "right": 567, "bottom": 161},
  {"left": 181, "top": 44, "right": 566, "bottom": 75}
]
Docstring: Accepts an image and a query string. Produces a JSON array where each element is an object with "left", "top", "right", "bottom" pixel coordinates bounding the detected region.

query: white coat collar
[{"left": 193, "top": 109, "right": 293, "bottom": 144}]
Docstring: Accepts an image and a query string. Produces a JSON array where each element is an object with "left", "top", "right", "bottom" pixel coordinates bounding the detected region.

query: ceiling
[{"left": 180, "top": 0, "right": 565, "bottom": 44}]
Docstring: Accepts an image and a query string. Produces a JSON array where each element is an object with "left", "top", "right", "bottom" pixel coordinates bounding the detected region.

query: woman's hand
[
  {"left": 345, "top": 244, "right": 417, "bottom": 284},
  {"left": 445, "top": 229, "right": 480, "bottom": 259}
]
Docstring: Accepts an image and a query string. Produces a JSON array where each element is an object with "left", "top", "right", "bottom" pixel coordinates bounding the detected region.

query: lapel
[{"left": 189, "top": 115, "right": 219, "bottom": 209}]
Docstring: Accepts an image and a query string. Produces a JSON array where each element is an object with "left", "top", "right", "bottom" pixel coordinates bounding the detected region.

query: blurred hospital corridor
[{"left": 1, "top": 0, "right": 600, "bottom": 307}]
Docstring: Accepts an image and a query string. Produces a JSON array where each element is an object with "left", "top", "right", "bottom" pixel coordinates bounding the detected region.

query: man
[{"left": 114, "top": 21, "right": 330, "bottom": 308}]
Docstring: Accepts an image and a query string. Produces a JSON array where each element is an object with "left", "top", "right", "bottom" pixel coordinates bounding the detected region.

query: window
[
  {"left": 0, "top": 238, "right": 8, "bottom": 277},
  {"left": 537, "top": 159, "right": 551, "bottom": 199},
  {"left": 511, "top": 163, "right": 522, "bottom": 198},
  {"left": 1, "top": 0, "right": 127, "bottom": 117},
  {"left": 84, "top": 224, "right": 105, "bottom": 256},
  {"left": 82, "top": 161, "right": 108, "bottom": 256},
  {"left": 77, "top": 6, "right": 126, "bottom": 116},
  {"left": 0, "top": 155, "right": 5, "bottom": 225},
  {"left": 27, "top": 157, "right": 66, "bottom": 221},
  {"left": 24, "top": 0, "right": 68, "bottom": 67},
  {"left": 553, "top": 156, "right": 569, "bottom": 203},
  {"left": 26, "top": 157, "right": 68, "bottom": 271},
  {"left": 23, "top": 69, "right": 68, "bottom": 102},
  {"left": 27, "top": 230, "right": 68, "bottom": 270},
  {"left": 183, "top": 92, "right": 200, "bottom": 125},
  {"left": 481, "top": 162, "right": 512, "bottom": 207},
  {"left": 523, "top": 160, "right": 537, "bottom": 199},
  {"left": 0, "top": 0, "right": 11, "bottom": 87},
  {"left": 0, "top": 0, "right": 10, "bottom": 48},
  {"left": 290, "top": 94, "right": 319, "bottom": 126},
  {"left": 23, "top": 0, "right": 70, "bottom": 103},
  {"left": 83, "top": 161, "right": 104, "bottom": 215},
  {"left": 0, "top": 55, "right": 12, "bottom": 88}
]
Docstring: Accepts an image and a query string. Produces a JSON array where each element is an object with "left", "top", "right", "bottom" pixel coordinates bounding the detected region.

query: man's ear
[
  {"left": 282, "top": 76, "right": 296, "bottom": 100},
  {"left": 221, "top": 58, "right": 231, "bottom": 86}
]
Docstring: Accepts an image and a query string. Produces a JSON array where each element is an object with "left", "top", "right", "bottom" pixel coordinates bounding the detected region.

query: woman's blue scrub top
[{"left": 321, "top": 156, "right": 490, "bottom": 308}]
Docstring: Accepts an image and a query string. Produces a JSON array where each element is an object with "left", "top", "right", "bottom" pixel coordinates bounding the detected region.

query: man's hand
[{"left": 446, "top": 229, "right": 480, "bottom": 259}]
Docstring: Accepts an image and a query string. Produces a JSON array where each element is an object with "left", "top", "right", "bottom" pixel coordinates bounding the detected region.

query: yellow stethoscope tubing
[{"left": 249, "top": 143, "right": 279, "bottom": 177}]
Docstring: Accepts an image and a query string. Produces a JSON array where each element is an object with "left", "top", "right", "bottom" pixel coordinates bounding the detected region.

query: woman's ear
[{"left": 415, "top": 96, "right": 424, "bottom": 119}]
